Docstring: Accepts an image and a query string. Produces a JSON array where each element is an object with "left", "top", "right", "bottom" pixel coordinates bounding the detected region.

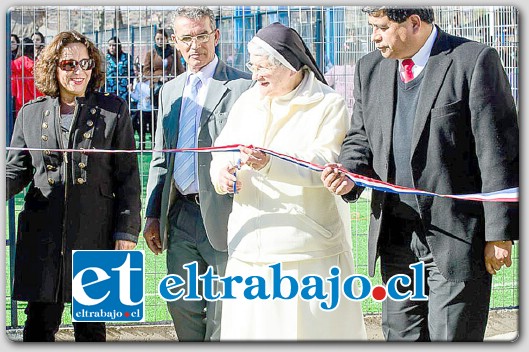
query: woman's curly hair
[{"left": 35, "top": 30, "right": 105, "bottom": 97}]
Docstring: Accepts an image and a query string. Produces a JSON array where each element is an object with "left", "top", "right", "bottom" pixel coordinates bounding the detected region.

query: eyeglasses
[
  {"left": 245, "top": 62, "right": 275, "bottom": 75},
  {"left": 177, "top": 31, "right": 216, "bottom": 46},
  {"left": 57, "top": 58, "right": 95, "bottom": 71}
]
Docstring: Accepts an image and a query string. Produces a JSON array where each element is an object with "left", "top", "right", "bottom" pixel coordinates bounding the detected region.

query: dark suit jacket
[
  {"left": 339, "top": 26, "right": 519, "bottom": 282},
  {"left": 145, "top": 59, "right": 252, "bottom": 251}
]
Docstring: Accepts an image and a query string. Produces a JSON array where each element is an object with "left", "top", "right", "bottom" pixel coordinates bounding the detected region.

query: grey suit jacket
[
  {"left": 339, "top": 27, "right": 519, "bottom": 281},
  {"left": 145, "top": 59, "right": 252, "bottom": 251}
]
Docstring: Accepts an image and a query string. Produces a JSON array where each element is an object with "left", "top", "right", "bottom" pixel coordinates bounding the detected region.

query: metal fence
[{"left": 6, "top": 5, "right": 519, "bottom": 329}]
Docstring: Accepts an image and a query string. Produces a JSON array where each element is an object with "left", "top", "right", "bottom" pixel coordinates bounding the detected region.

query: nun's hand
[
  {"left": 218, "top": 164, "right": 242, "bottom": 194},
  {"left": 240, "top": 146, "right": 270, "bottom": 171}
]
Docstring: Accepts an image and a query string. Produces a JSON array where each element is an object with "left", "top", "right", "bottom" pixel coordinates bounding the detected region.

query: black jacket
[
  {"left": 6, "top": 91, "right": 141, "bottom": 302},
  {"left": 339, "top": 27, "right": 519, "bottom": 282}
]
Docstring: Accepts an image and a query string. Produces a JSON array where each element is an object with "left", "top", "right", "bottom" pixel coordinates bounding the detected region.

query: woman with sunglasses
[{"left": 6, "top": 30, "right": 141, "bottom": 342}]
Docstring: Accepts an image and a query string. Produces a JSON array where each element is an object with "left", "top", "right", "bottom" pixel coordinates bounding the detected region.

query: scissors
[{"left": 233, "top": 158, "right": 241, "bottom": 194}]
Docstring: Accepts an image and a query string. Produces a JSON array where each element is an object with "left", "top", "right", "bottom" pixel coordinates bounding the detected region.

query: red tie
[{"left": 402, "top": 59, "right": 415, "bottom": 83}]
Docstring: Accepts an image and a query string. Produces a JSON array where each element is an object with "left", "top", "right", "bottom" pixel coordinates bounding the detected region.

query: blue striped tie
[{"left": 173, "top": 75, "right": 201, "bottom": 192}]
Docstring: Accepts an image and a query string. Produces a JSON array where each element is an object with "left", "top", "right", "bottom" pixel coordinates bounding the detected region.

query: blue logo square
[{"left": 72, "top": 250, "right": 144, "bottom": 322}]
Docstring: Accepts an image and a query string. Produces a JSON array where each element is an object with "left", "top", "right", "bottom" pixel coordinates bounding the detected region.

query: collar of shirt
[
  {"left": 185, "top": 54, "right": 218, "bottom": 88},
  {"left": 182, "top": 55, "right": 218, "bottom": 113},
  {"left": 399, "top": 25, "right": 438, "bottom": 78}
]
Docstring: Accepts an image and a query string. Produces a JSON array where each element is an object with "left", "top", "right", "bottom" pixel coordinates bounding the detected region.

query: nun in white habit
[{"left": 210, "top": 22, "right": 367, "bottom": 341}]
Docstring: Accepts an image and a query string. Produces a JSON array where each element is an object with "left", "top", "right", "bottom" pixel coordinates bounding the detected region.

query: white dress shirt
[{"left": 174, "top": 55, "right": 219, "bottom": 195}]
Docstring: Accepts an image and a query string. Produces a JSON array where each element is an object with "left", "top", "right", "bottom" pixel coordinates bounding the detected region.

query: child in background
[{"left": 129, "top": 63, "right": 153, "bottom": 149}]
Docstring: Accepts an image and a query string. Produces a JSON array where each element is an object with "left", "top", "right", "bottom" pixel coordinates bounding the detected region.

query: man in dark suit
[
  {"left": 322, "top": 7, "right": 518, "bottom": 341},
  {"left": 144, "top": 6, "right": 252, "bottom": 341}
]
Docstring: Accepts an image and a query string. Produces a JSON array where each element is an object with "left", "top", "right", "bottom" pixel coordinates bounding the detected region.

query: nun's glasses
[{"left": 245, "top": 62, "right": 275, "bottom": 75}]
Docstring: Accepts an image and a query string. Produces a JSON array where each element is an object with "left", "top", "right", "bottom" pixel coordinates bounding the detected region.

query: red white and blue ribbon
[
  {"left": 6, "top": 144, "right": 518, "bottom": 203},
  {"left": 255, "top": 146, "right": 518, "bottom": 203}
]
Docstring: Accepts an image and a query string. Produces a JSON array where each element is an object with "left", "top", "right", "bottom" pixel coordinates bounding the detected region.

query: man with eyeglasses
[
  {"left": 144, "top": 6, "right": 252, "bottom": 341},
  {"left": 322, "top": 6, "right": 518, "bottom": 341}
]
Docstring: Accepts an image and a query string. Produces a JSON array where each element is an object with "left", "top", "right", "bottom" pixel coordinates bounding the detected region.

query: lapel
[
  {"left": 411, "top": 28, "right": 452, "bottom": 157},
  {"left": 166, "top": 76, "right": 186, "bottom": 149},
  {"left": 199, "top": 60, "right": 229, "bottom": 128},
  {"left": 379, "top": 59, "right": 398, "bottom": 168}
]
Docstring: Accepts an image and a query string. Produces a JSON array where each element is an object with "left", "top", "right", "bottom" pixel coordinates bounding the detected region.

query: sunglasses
[{"left": 57, "top": 58, "right": 95, "bottom": 71}]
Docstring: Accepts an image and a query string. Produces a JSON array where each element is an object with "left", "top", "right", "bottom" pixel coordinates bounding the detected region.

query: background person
[
  {"left": 143, "top": 28, "right": 185, "bottom": 110},
  {"left": 128, "top": 63, "right": 152, "bottom": 147},
  {"left": 11, "top": 37, "right": 44, "bottom": 115},
  {"left": 324, "top": 49, "right": 356, "bottom": 113},
  {"left": 143, "top": 7, "right": 252, "bottom": 341},
  {"left": 9, "top": 33, "right": 22, "bottom": 126},
  {"left": 11, "top": 33, "right": 21, "bottom": 60},
  {"left": 6, "top": 30, "right": 141, "bottom": 342},
  {"left": 210, "top": 22, "right": 367, "bottom": 341},
  {"left": 31, "top": 31, "right": 46, "bottom": 59},
  {"left": 105, "top": 36, "right": 134, "bottom": 103},
  {"left": 322, "top": 6, "right": 519, "bottom": 341}
]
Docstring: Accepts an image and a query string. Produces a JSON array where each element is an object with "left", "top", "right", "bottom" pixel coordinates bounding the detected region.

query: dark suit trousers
[
  {"left": 166, "top": 197, "right": 228, "bottom": 341},
  {"left": 23, "top": 302, "right": 106, "bottom": 342},
  {"left": 379, "top": 213, "right": 492, "bottom": 341}
]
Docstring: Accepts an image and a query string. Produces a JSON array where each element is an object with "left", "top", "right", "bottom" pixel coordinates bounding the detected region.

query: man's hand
[
  {"left": 484, "top": 240, "right": 513, "bottom": 275},
  {"left": 143, "top": 217, "right": 163, "bottom": 255},
  {"left": 321, "top": 163, "right": 355, "bottom": 196},
  {"left": 115, "top": 240, "right": 137, "bottom": 250}
]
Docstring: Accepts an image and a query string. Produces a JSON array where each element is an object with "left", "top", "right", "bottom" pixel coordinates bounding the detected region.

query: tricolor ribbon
[
  {"left": 6, "top": 144, "right": 518, "bottom": 203},
  {"left": 256, "top": 146, "right": 518, "bottom": 203}
]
